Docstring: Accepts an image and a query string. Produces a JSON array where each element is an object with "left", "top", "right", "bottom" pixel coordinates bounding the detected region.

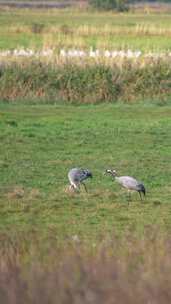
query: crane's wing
[
  {"left": 68, "top": 168, "right": 87, "bottom": 183},
  {"left": 117, "top": 176, "right": 139, "bottom": 190}
]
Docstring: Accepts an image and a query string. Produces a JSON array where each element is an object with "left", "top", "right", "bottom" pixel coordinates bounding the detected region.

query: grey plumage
[
  {"left": 68, "top": 168, "right": 92, "bottom": 192},
  {"left": 104, "top": 169, "right": 146, "bottom": 200}
]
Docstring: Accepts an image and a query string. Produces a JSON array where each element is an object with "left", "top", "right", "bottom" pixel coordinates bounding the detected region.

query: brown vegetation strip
[
  {"left": 0, "top": 58, "right": 171, "bottom": 103},
  {"left": 0, "top": 230, "right": 171, "bottom": 303}
]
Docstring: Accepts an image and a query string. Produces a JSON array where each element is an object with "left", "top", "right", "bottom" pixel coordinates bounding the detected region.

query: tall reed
[{"left": 0, "top": 57, "right": 171, "bottom": 103}]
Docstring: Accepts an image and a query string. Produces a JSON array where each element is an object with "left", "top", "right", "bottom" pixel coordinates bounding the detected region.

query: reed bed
[
  {"left": 8, "top": 23, "right": 171, "bottom": 37},
  {"left": 4, "top": 23, "right": 171, "bottom": 52},
  {"left": 0, "top": 55, "right": 171, "bottom": 103}
]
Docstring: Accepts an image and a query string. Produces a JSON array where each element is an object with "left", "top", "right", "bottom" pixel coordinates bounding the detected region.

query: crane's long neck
[
  {"left": 110, "top": 173, "right": 120, "bottom": 183},
  {"left": 111, "top": 173, "right": 118, "bottom": 180}
]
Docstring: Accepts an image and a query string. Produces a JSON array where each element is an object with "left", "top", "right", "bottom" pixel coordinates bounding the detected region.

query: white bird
[
  {"left": 68, "top": 168, "right": 93, "bottom": 192},
  {"left": 104, "top": 169, "right": 146, "bottom": 201},
  {"left": 60, "top": 49, "right": 67, "bottom": 57},
  {"left": 104, "top": 50, "right": 111, "bottom": 58},
  {"left": 89, "top": 47, "right": 97, "bottom": 58}
]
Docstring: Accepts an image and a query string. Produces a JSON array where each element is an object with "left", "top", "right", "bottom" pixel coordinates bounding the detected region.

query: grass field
[
  {"left": 0, "top": 102, "right": 171, "bottom": 245},
  {"left": 1, "top": 9, "right": 171, "bottom": 51}
]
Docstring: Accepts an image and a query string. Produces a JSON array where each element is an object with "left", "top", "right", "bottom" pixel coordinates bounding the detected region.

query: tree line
[{"left": 89, "top": 0, "right": 171, "bottom": 11}]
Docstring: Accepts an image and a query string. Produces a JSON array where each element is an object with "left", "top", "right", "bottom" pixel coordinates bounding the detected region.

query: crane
[
  {"left": 68, "top": 168, "right": 92, "bottom": 192},
  {"left": 104, "top": 169, "right": 146, "bottom": 201}
]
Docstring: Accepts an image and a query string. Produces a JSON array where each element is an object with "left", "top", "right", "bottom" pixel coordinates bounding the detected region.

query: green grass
[
  {"left": 0, "top": 102, "right": 171, "bottom": 244},
  {"left": 1, "top": 9, "right": 171, "bottom": 51}
]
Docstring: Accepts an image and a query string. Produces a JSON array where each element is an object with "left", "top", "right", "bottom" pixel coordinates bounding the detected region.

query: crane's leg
[
  {"left": 82, "top": 182, "right": 88, "bottom": 193},
  {"left": 69, "top": 184, "right": 76, "bottom": 192},
  {"left": 138, "top": 191, "right": 143, "bottom": 201},
  {"left": 70, "top": 183, "right": 80, "bottom": 193},
  {"left": 77, "top": 183, "right": 81, "bottom": 192},
  {"left": 127, "top": 190, "right": 132, "bottom": 204}
]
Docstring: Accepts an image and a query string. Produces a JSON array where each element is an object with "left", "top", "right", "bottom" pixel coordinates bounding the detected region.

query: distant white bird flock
[
  {"left": 0, "top": 48, "right": 53, "bottom": 57},
  {"left": 68, "top": 167, "right": 146, "bottom": 202},
  {"left": 0, "top": 47, "right": 171, "bottom": 61},
  {"left": 60, "top": 48, "right": 142, "bottom": 59}
]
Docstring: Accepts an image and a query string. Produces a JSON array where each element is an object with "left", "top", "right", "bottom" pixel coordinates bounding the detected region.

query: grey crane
[
  {"left": 104, "top": 169, "right": 146, "bottom": 201},
  {"left": 68, "top": 168, "right": 93, "bottom": 192}
]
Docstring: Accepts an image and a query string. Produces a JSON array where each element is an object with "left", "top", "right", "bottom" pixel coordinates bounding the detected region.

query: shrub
[
  {"left": 89, "top": 0, "right": 129, "bottom": 11},
  {"left": 31, "top": 23, "right": 45, "bottom": 34}
]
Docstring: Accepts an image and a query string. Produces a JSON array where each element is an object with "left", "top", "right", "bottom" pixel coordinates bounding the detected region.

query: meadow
[
  {"left": 0, "top": 6, "right": 171, "bottom": 302},
  {"left": 0, "top": 103, "right": 171, "bottom": 242},
  {"left": 1, "top": 9, "right": 171, "bottom": 51}
]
